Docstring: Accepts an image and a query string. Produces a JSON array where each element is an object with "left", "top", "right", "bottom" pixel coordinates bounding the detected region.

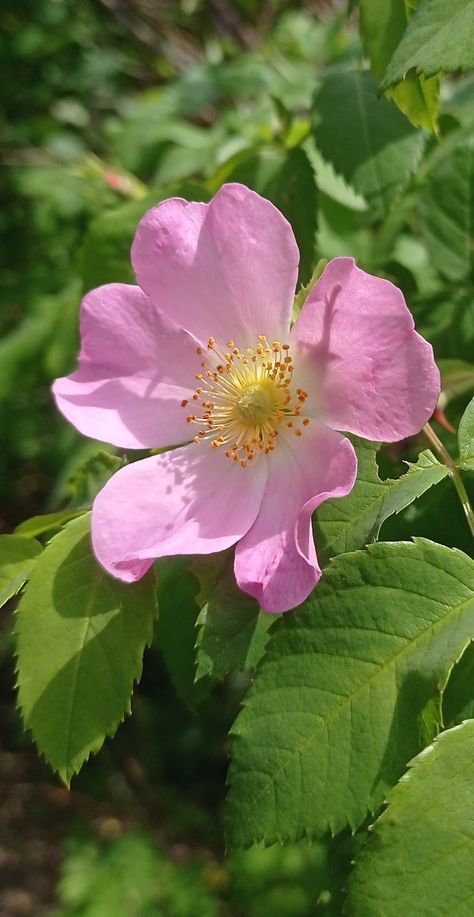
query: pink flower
[{"left": 53, "top": 184, "right": 440, "bottom": 613}]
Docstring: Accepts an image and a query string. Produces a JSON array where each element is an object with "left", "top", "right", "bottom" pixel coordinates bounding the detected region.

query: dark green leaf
[
  {"left": 227, "top": 539, "right": 474, "bottom": 846},
  {"left": 16, "top": 514, "right": 157, "bottom": 784},
  {"left": 195, "top": 558, "right": 273, "bottom": 682},
  {"left": 443, "top": 640, "right": 474, "bottom": 727},
  {"left": 345, "top": 720, "right": 474, "bottom": 916},
  {"left": 312, "top": 70, "right": 424, "bottom": 219}
]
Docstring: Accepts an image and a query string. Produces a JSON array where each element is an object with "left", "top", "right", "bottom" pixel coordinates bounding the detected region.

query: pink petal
[
  {"left": 92, "top": 443, "right": 268, "bottom": 582},
  {"left": 234, "top": 423, "right": 357, "bottom": 614},
  {"left": 131, "top": 183, "right": 299, "bottom": 348},
  {"left": 292, "top": 258, "right": 440, "bottom": 442},
  {"left": 52, "top": 284, "right": 199, "bottom": 449}
]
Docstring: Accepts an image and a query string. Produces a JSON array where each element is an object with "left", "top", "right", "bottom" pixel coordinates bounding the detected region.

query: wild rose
[{"left": 53, "top": 184, "right": 440, "bottom": 613}]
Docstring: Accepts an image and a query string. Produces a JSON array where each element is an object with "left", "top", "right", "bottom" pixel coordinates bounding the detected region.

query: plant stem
[{"left": 423, "top": 422, "right": 474, "bottom": 541}]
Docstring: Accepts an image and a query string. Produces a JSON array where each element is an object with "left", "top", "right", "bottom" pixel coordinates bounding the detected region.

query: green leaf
[
  {"left": 458, "top": 395, "right": 474, "bottom": 470},
  {"left": 0, "top": 536, "right": 42, "bottom": 608},
  {"left": 419, "top": 138, "right": 474, "bottom": 283},
  {"left": 314, "top": 440, "right": 450, "bottom": 565},
  {"left": 382, "top": 0, "right": 474, "bottom": 88},
  {"left": 312, "top": 70, "right": 424, "bottom": 220},
  {"left": 443, "top": 640, "right": 474, "bottom": 726},
  {"left": 226, "top": 539, "right": 474, "bottom": 847},
  {"left": 15, "top": 509, "right": 87, "bottom": 539},
  {"left": 195, "top": 558, "right": 273, "bottom": 682},
  {"left": 155, "top": 557, "right": 209, "bottom": 709},
  {"left": 15, "top": 514, "right": 157, "bottom": 784},
  {"left": 216, "top": 147, "right": 318, "bottom": 287},
  {"left": 359, "top": 0, "right": 439, "bottom": 131},
  {"left": 345, "top": 720, "right": 474, "bottom": 916},
  {"left": 67, "top": 452, "right": 124, "bottom": 508}
]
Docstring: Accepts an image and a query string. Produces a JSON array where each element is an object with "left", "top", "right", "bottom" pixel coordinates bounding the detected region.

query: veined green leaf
[
  {"left": 419, "top": 138, "right": 474, "bottom": 284},
  {"left": 0, "top": 535, "right": 43, "bottom": 608},
  {"left": 359, "top": 0, "right": 439, "bottom": 131},
  {"left": 227, "top": 540, "right": 474, "bottom": 846},
  {"left": 15, "top": 514, "right": 157, "bottom": 784},
  {"left": 312, "top": 70, "right": 425, "bottom": 220},
  {"left": 345, "top": 720, "right": 474, "bottom": 916},
  {"left": 382, "top": 0, "right": 474, "bottom": 87},
  {"left": 314, "top": 441, "right": 449, "bottom": 565}
]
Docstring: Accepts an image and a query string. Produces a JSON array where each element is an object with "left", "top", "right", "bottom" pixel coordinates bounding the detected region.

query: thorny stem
[{"left": 423, "top": 421, "right": 474, "bottom": 542}]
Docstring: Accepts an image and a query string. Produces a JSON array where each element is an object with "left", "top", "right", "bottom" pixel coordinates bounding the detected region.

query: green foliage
[
  {"left": 314, "top": 441, "right": 449, "bottom": 564},
  {"left": 419, "top": 138, "right": 474, "bottom": 283},
  {"left": 56, "top": 831, "right": 218, "bottom": 917},
  {"left": 458, "top": 396, "right": 474, "bottom": 469},
  {"left": 0, "top": 535, "right": 42, "bottom": 608},
  {"left": 312, "top": 70, "right": 424, "bottom": 219},
  {"left": 382, "top": 0, "right": 474, "bottom": 87},
  {"left": 227, "top": 540, "right": 474, "bottom": 846},
  {"left": 196, "top": 558, "right": 273, "bottom": 682},
  {"left": 15, "top": 509, "right": 86, "bottom": 539},
  {"left": 359, "top": 0, "right": 439, "bottom": 130},
  {"left": 15, "top": 514, "right": 157, "bottom": 784},
  {"left": 345, "top": 720, "right": 474, "bottom": 915}
]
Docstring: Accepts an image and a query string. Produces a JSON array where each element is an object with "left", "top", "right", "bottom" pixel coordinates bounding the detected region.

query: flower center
[{"left": 181, "top": 335, "right": 310, "bottom": 467}]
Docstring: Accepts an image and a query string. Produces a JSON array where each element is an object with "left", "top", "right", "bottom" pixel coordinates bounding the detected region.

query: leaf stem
[{"left": 423, "top": 422, "right": 474, "bottom": 541}]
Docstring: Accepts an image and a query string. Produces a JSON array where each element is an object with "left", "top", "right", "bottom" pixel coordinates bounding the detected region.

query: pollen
[{"left": 181, "top": 334, "right": 310, "bottom": 465}]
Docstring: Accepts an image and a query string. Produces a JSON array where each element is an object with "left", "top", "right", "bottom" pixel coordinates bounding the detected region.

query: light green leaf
[
  {"left": 195, "top": 558, "right": 273, "bottom": 682},
  {"left": 0, "top": 536, "right": 43, "bottom": 608},
  {"left": 419, "top": 138, "right": 474, "bottom": 283},
  {"left": 382, "top": 0, "right": 474, "bottom": 87},
  {"left": 314, "top": 440, "right": 449, "bottom": 565},
  {"left": 226, "top": 539, "right": 474, "bottom": 847},
  {"left": 15, "top": 509, "right": 87, "bottom": 539},
  {"left": 345, "top": 720, "right": 474, "bottom": 916},
  {"left": 15, "top": 514, "right": 157, "bottom": 784},
  {"left": 312, "top": 70, "right": 425, "bottom": 219},
  {"left": 359, "top": 0, "right": 439, "bottom": 131},
  {"left": 458, "top": 395, "right": 474, "bottom": 470}
]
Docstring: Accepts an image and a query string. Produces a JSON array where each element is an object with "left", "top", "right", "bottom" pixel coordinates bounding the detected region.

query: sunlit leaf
[
  {"left": 227, "top": 540, "right": 474, "bottom": 846},
  {"left": 0, "top": 536, "right": 42, "bottom": 608}
]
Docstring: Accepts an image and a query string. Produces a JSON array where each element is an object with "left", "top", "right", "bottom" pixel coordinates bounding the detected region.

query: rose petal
[
  {"left": 234, "top": 423, "right": 357, "bottom": 613},
  {"left": 292, "top": 258, "right": 440, "bottom": 442},
  {"left": 92, "top": 443, "right": 268, "bottom": 581},
  {"left": 131, "top": 183, "right": 299, "bottom": 348},
  {"left": 52, "top": 283, "right": 199, "bottom": 449}
]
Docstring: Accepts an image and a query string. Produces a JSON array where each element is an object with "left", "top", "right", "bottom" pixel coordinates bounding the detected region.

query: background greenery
[{"left": 2, "top": 0, "right": 474, "bottom": 914}]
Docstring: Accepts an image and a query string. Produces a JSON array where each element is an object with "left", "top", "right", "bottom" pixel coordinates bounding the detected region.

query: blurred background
[{"left": 1, "top": 0, "right": 473, "bottom": 913}]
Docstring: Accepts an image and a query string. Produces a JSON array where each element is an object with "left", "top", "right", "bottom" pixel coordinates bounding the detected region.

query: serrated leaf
[
  {"left": 359, "top": 0, "right": 439, "bottom": 131},
  {"left": 458, "top": 395, "right": 474, "bottom": 470},
  {"left": 195, "top": 558, "right": 273, "bottom": 682},
  {"left": 15, "top": 509, "right": 87, "bottom": 539},
  {"left": 15, "top": 514, "right": 157, "bottom": 784},
  {"left": 226, "top": 539, "right": 474, "bottom": 847},
  {"left": 312, "top": 70, "right": 425, "bottom": 220},
  {"left": 345, "top": 720, "right": 474, "bottom": 916},
  {"left": 219, "top": 147, "right": 318, "bottom": 287},
  {"left": 382, "top": 0, "right": 474, "bottom": 88},
  {"left": 0, "top": 536, "right": 43, "bottom": 608},
  {"left": 314, "top": 441, "right": 449, "bottom": 565},
  {"left": 67, "top": 452, "right": 124, "bottom": 508},
  {"left": 419, "top": 138, "right": 474, "bottom": 283}
]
